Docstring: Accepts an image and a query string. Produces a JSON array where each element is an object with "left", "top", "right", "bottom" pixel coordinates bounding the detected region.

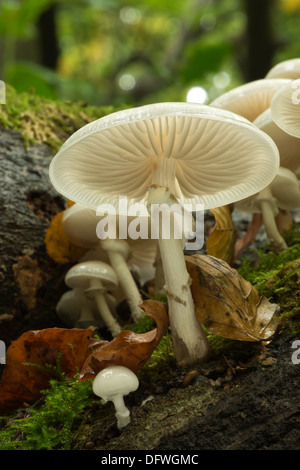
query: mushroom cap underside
[
  {"left": 253, "top": 108, "right": 300, "bottom": 176},
  {"left": 235, "top": 167, "right": 300, "bottom": 213},
  {"left": 49, "top": 102, "right": 280, "bottom": 214},
  {"left": 210, "top": 79, "right": 291, "bottom": 122},
  {"left": 271, "top": 79, "right": 300, "bottom": 139}
]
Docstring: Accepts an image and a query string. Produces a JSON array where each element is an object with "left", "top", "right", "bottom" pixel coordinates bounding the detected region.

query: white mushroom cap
[
  {"left": 253, "top": 108, "right": 300, "bottom": 177},
  {"left": 210, "top": 79, "right": 291, "bottom": 122},
  {"left": 235, "top": 167, "right": 300, "bottom": 214},
  {"left": 65, "top": 260, "right": 118, "bottom": 292},
  {"left": 49, "top": 102, "right": 280, "bottom": 212},
  {"left": 56, "top": 289, "right": 85, "bottom": 327},
  {"left": 271, "top": 79, "right": 300, "bottom": 138},
  {"left": 235, "top": 167, "right": 300, "bottom": 252},
  {"left": 266, "top": 58, "right": 300, "bottom": 79},
  {"left": 65, "top": 260, "right": 121, "bottom": 336},
  {"left": 62, "top": 203, "right": 157, "bottom": 283},
  {"left": 92, "top": 365, "right": 139, "bottom": 429}
]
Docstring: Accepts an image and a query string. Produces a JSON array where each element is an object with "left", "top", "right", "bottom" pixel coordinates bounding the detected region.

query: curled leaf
[
  {"left": 186, "top": 254, "right": 279, "bottom": 342},
  {"left": 206, "top": 205, "right": 235, "bottom": 264},
  {"left": 79, "top": 299, "right": 169, "bottom": 381},
  {"left": 0, "top": 327, "right": 93, "bottom": 414}
]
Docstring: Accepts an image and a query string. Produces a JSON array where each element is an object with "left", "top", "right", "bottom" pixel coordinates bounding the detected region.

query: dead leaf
[
  {"left": 206, "top": 205, "right": 235, "bottom": 264},
  {"left": 79, "top": 299, "right": 169, "bottom": 381},
  {"left": 185, "top": 254, "right": 279, "bottom": 342},
  {"left": 0, "top": 327, "right": 93, "bottom": 414}
]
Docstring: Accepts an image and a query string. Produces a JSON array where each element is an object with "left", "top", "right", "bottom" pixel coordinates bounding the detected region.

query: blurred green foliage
[{"left": 0, "top": 0, "right": 300, "bottom": 106}]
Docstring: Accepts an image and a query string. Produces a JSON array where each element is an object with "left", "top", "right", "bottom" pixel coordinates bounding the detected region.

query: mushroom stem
[
  {"left": 92, "top": 291, "right": 122, "bottom": 337},
  {"left": 148, "top": 184, "right": 210, "bottom": 367},
  {"left": 275, "top": 209, "right": 293, "bottom": 234},
  {"left": 75, "top": 302, "right": 96, "bottom": 329},
  {"left": 111, "top": 394, "right": 131, "bottom": 429},
  {"left": 101, "top": 239, "right": 144, "bottom": 323},
  {"left": 258, "top": 199, "right": 288, "bottom": 252},
  {"left": 153, "top": 247, "right": 165, "bottom": 296},
  {"left": 85, "top": 279, "right": 122, "bottom": 337}
]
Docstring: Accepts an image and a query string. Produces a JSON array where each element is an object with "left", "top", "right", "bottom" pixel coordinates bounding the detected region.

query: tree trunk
[
  {"left": 37, "top": 5, "right": 60, "bottom": 70},
  {"left": 244, "top": 0, "right": 275, "bottom": 81}
]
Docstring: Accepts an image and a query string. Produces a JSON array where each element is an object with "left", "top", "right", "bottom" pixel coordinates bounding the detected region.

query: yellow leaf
[
  {"left": 186, "top": 254, "right": 280, "bottom": 342},
  {"left": 280, "top": 0, "right": 300, "bottom": 13},
  {"left": 44, "top": 202, "right": 87, "bottom": 264},
  {"left": 206, "top": 205, "right": 235, "bottom": 264}
]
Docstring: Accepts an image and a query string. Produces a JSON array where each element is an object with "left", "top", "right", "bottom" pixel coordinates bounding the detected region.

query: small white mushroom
[
  {"left": 92, "top": 365, "right": 139, "bottom": 430},
  {"left": 56, "top": 288, "right": 103, "bottom": 329},
  {"left": 65, "top": 260, "right": 121, "bottom": 337}
]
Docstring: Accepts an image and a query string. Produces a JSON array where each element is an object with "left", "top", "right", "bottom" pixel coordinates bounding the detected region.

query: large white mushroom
[
  {"left": 210, "top": 78, "right": 291, "bottom": 122},
  {"left": 49, "top": 102, "right": 279, "bottom": 367}
]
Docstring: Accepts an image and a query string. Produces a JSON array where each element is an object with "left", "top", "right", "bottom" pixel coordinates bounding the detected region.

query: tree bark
[{"left": 0, "top": 127, "right": 69, "bottom": 346}]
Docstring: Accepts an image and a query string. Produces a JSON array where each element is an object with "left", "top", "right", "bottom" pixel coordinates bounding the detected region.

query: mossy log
[
  {"left": 1, "top": 88, "right": 300, "bottom": 451},
  {"left": 0, "top": 88, "right": 118, "bottom": 345},
  {"left": 0, "top": 126, "right": 68, "bottom": 344}
]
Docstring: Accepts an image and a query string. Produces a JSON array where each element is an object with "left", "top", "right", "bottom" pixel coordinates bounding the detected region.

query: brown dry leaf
[
  {"left": 0, "top": 327, "right": 93, "bottom": 414},
  {"left": 185, "top": 254, "right": 279, "bottom": 342},
  {"left": 44, "top": 202, "right": 87, "bottom": 264},
  {"left": 206, "top": 205, "right": 235, "bottom": 264},
  {"left": 79, "top": 299, "right": 169, "bottom": 381}
]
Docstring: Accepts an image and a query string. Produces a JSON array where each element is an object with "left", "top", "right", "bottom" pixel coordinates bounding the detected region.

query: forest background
[{"left": 1, "top": 0, "right": 300, "bottom": 108}]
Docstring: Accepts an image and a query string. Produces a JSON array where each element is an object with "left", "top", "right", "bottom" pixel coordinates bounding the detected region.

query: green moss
[
  {"left": 238, "top": 226, "right": 300, "bottom": 335},
  {"left": 0, "top": 85, "right": 123, "bottom": 152},
  {"left": 0, "top": 377, "right": 95, "bottom": 450},
  {"left": 238, "top": 243, "right": 300, "bottom": 289}
]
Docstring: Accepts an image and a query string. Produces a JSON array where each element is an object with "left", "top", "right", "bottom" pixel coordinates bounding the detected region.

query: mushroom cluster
[
  {"left": 57, "top": 259, "right": 122, "bottom": 336},
  {"left": 210, "top": 57, "right": 300, "bottom": 256},
  {"left": 49, "top": 101, "right": 279, "bottom": 367},
  {"left": 61, "top": 202, "right": 158, "bottom": 323}
]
